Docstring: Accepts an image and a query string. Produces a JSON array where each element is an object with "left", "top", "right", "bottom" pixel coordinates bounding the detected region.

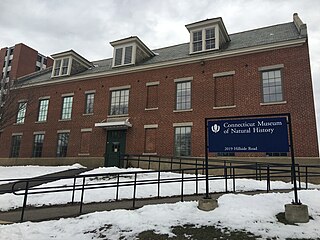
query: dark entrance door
[{"left": 105, "top": 130, "right": 126, "bottom": 167}]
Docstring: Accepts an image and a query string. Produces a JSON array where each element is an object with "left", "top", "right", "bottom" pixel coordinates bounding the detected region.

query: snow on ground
[
  {"left": 0, "top": 164, "right": 85, "bottom": 185},
  {"left": 0, "top": 166, "right": 310, "bottom": 211},
  {"left": 0, "top": 190, "right": 319, "bottom": 240}
]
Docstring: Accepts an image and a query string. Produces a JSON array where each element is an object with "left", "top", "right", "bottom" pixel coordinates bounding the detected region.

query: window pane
[
  {"left": 32, "top": 134, "right": 44, "bottom": 157},
  {"left": 176, "top": 81, "right": 191, "bottom": 110},
  {"left": 56, "top": 133, "right": 69, "bottom": 157},
  {"left": 16, "top": 102, "right": 27, "bottom": 123},
  {"left": 110, "top": 89, "right": 129, "bottom": 115},
  {"left": 193, "top": 30, "right": 202, "bottom": 52},
  {"left": 115, "top": 48, "right": 123, "bottom": 66},
  {"left": 85, "top": 93, "right": 95, "bottom": 114},
  {"left": 61, "top": 58, "right": 69, "bottom": 75},
  {"left": 262, "top": 70, "right": 283, "bottom": 103},
  {"left": 174, "top": 126, "right": 191, "bottom": 156},
  {"left": 38, "top": 99, "right": 49, "bottom": 122},
  {"left": 61, "top": 96, "right": 73, "bottom": 119},
  {"left": 124, "top": 46, "right": 133, "bottom": 64},
  {"left": 10, "top": 135, "right": 22, "bottom": 158}
]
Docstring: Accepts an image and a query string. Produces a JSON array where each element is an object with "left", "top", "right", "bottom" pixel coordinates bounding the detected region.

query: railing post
[
  {"left": 20, "top": 181, "right": 29, "bottom": 222},
  {"left": 224, "top": 161, "right": 228, "bottom": 193},
  {"left": 138, "top": 155, "right": 141, "bottom": 168},
  {"left": 195, "top": 168, "right": 198, "bottom": 195},
  {"left": 181, "top": 170, "right": 184, "bottom": 202},
  {"left": 255, "top": 163, "right": 258, "bottom": 180},
  {"left": 116, "top": 173, "right": 120, "bottom": 201},
  {"left": 267, "top": 165, "right": 270, "bottom": 193},
  {"left": 232, "top": 167, "right": 236, "bottom": 192},
  {"left": 132, "top": 173, "right": 137, "bottom": 208},
  {"left": 71, "top": 177, "right": 76, "bottom": 204},
  {"left": 298, "top": 164, "right": 301, "bottom": 190},
  {"left": 148, "top": 156, "right": 151, "bottom": 169},
  {"left": 157, "top": 171, "right": 161, "bottom": 199},
  {"left": 170, "top": 157, "right": 173, "bottom": 171},
  {"left": 79, "top": 177, "right": 86, "bottom": 214},
  {"left": 158, "top": 156, "right": 161, "bottom": 171},
  {"left": 305, "top": 166, "right": 308, "bottom": 189}
]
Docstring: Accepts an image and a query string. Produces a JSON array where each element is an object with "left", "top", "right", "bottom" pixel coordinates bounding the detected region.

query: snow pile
[{"left": 0, "top": 190, "right": 319, "bottom": 239}]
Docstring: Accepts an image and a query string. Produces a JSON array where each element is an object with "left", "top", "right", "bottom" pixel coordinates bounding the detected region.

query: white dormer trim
[
  {"left": 110, "top": 36, "right": 155, "bottom": 68},
  {"left": 51, "top": 57, "right": 72, "bottom": 78},
  {"left": 186, "top": 17, "right": 230, "bottom": 55},
  {"left": 112, "top": 44, "right": 136, "bottom": 67}
]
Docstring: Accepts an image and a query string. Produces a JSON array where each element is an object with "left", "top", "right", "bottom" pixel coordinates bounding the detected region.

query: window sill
[
  {"left": 78, "top": 153, "right": 90, "bottom": 156},
  {"left": 213, "top": 105, "right": 236, "bottom": 110},
  {"left": 35, "top": 121, "right": 47, "bottom": 124},
  {"left": 83, "top": 113, "right": 94, "bottom": 116},
  {"left": 260, "top": 101, "right": 287, "bottom": 106},
  {"left": 142, "top": 152, "right": 157, "bottom": 156},
  {"left": 59, "top": 119, "right": 72, "bottom": 122},
  {"left": 107, "top": 114, "right": 129, "bottom": 118},
  {"left": 145, "top": 107, "right": 158, "bottom": 111},
  {"left": 13, "top": 123, "right": 24, "bottom": 125},
  {"left": 173, "top": 109, "right": 193, "bottom": 113}
]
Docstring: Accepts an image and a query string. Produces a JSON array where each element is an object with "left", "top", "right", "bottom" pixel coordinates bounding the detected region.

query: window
[
  {"left": 10, "top": 135, "right": 22, "bottom": 158},
  {"left": 191, "top": 27, "right": 216, "bottom": 53},
  {"left": 37, "top": 99, "right": 49, "bottom": 122},
  {"left": 146, "top": 83, "right": 159, "bottom": 109},
  {"left": 174, "top": 126, "right": 191, "bottom": 156},
  {"left": 32, "top": 134, "right": 44, "bottom": 157},
  {"left": 262, "top": 70, "right": 283, "bottom": 103},
  {"left": 176, "top": 81, "right": 191, "bottom": 110},
  {"left": 53, "top": 58, "right": 70, "bottom": 77},
  {"left": 85, "top": 93, "right": 95, "bottom": 114},
  {"left": 110, "top": 89, "right": 129, "bottom": 115},
  {"left": 16, "top": 101, "right": 27, "bottom": 124},
  {"left": 80, "top": 131, "right": 91, "bottom": 154},
  {"left": 144, "top": 128, "right": 157, "bottom": 153},
  {"left": 61, "top": 96, "right": 73, "bottom": 120},
  {"left": 205, "top": 28, "right": 215, "bottom": 50},
  {"left": 214, "top": 75, "right": 234, "bottom": 107},
  {"left": 53, "top": 60, "right": 61, "bottom": 76},
  {"left": 56, "top": 132, "right": 69, "bottom": 157},
  {"left": 193, "top": 31, "right": 202, "bottom": 52},
  {"left": 113, "top": 46, "right": 133, "bottom": 66}
]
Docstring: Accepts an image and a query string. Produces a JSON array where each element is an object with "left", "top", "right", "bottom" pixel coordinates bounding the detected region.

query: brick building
[
  {"left": 0, "top": 43, "right": 53, "bottom": 105},
  {"left": 0, "top": 13, "right": 318, "bottom": 167}
]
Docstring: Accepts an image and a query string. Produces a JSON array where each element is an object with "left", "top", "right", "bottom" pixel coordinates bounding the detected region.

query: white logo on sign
[{"left": 211, "top": 124, "right": 220, "bottom": 133}]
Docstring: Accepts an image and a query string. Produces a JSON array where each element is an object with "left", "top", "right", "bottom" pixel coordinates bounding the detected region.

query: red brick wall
[
  {"left": 0, "top": 43, "right": 318, "bottom": 159},
  {"left": 0, "top": 48, "right": 7, "bottom": 78}
]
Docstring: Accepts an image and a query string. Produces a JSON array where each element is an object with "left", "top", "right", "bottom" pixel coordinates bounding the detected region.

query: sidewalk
[{"left": 0, "top": 189, "right": 293, "bottom": 224}]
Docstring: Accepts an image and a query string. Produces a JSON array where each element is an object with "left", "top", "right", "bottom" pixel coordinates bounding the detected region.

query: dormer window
[
  {"left": 51, "top": 50, "right": 92, "bottom": 78},
  {"left": 110, "top": 37, "right": 155, "bottom": 68},
  {"left": 114, "top": 46, "right": 133, "bottom": 66},
  {"left": 186, "top": 17, "right": 230, "bottom": 54},
  {"left": 191, "top": 28, "right": 216, "bottom": 52},
  {"left": 53, "top": 58, "right": 70, "bottom": 77}
]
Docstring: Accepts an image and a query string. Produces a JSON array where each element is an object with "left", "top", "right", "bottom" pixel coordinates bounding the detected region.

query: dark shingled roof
[{"left": 17, "top": 22, "right": 301, "bottom": 86}]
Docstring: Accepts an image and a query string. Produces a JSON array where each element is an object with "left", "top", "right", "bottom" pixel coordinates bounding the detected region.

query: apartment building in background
[
  {"left": 0, "top": 43, "right": 53, "bottom": 105},
  {"left": 0, "top": 13, "right": 318, "bottom": 168}
]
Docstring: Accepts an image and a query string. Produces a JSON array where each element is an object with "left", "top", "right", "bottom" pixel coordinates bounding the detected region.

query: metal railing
[{"left": 5, "top": 156, "right": 320, "bottom": 222}]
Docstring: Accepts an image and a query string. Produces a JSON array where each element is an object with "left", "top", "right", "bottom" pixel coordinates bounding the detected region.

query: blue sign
[{"left": 208, "top": 117, "right": 289, "bottom": 152}]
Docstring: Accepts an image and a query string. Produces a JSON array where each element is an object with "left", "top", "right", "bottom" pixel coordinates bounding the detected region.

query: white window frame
[
  {"left": 112, "top": 44, "right": 135, "bottom": 67},
  {"left": 190, "top": 25, "right": 219, "bottom": 54},
  {"left": 52, "top": 57, "right": 72, "bottom": 77}
]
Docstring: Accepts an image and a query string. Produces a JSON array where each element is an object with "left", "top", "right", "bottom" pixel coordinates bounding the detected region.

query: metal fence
[{"left": 5, "top": 155, "right": 320, "bottom": 222}]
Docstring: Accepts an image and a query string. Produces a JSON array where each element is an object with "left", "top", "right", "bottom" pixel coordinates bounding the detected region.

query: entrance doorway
[{"left": 105, "top": 130, "right": 126, "bottom": 167}]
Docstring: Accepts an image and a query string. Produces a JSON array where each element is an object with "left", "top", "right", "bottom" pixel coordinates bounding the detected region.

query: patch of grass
[{"left": 137, "top": 224, "right": 259, "bottom": 240}]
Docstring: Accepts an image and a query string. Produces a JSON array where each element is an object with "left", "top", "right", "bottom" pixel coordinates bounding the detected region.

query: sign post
[{"left": 203, "top": 113, "right": 300, "bottom": 205}]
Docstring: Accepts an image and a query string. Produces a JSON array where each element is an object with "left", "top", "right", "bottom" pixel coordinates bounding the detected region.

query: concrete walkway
[
  {"left": 0, "top": 189, "right": 293, "bottom": 224},
  {"left": 0, "top": 168, "right": 89, "bottom": 195}
]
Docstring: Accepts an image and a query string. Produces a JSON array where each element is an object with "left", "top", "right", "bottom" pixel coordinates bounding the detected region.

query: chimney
[{"left": 293, "top": 13, "right": 307, "bottom": 37}]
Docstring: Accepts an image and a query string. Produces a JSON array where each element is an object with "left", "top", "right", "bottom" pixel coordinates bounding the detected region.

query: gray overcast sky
[{"left": 1, "top": 0, "right": 320, "bottom": 138}]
